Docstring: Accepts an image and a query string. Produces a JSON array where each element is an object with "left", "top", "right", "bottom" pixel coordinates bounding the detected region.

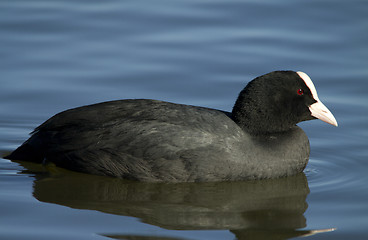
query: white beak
[
  {"left": 297, "top": 71, "right": 338, "bottom": 127},
  {"left": 309, "top": 101, "right": 338, "bottom": 126}
]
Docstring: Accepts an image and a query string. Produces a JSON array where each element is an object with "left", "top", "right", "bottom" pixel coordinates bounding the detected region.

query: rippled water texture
[{"left": 1, "top": 0, "right": 367, "bottom": 239}]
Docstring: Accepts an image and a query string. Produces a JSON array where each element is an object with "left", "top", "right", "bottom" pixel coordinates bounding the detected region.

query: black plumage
[{"left": 6, "top": 71, "right": 337, "bottom": 182}]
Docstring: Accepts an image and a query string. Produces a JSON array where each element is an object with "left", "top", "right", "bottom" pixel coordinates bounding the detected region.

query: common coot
[{"left": 5, "top": 71, "right": 338, "bottom": 182}]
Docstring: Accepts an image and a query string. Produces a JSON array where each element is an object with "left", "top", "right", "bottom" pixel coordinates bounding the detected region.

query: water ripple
[{"left": 305, "top": 155, "right": 366, "bottom": 194}]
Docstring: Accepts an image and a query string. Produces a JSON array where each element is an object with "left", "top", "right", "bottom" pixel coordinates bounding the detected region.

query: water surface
[{"left": 1, "top": 0, "right": 367, "bottom": 239}]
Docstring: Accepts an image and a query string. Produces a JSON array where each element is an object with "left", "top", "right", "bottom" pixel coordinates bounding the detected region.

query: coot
[{"left": 6, "top": 71, "right": 337, "bottom": 182}]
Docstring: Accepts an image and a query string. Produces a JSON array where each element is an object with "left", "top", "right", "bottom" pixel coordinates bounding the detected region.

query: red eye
[{"left": 297, "top": 89, "right": 304, "bottom": 95}]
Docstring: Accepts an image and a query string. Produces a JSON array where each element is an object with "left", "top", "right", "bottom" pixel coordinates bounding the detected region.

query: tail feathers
[{"left": 5, "top": 141, "right": 45, "bottom": 163}]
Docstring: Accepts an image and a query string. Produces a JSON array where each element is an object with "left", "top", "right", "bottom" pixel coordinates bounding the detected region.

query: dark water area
[{"left": 0, "top": 0, "right": 367, "bottom": 239}]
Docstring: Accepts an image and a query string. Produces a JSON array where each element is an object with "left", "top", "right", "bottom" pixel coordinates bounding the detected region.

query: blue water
[{"left": 1, "top": 0, "right": 367, "bottom": 239}]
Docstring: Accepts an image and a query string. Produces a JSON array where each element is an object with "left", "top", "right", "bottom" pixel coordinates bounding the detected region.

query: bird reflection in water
[{"left": 17, "top": 160, "right": 335, "bottom": 240}]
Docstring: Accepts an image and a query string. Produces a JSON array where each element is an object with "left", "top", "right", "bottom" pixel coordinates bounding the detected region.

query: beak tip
[
  {"left": 332, "top": 121, "right": 338, "bottom": 127},
  {"left": 321, "top": 117, "right": 338, "bottom": 127},
  {"left": 329, "top": 114, "right": 338, "bottom": 127},
  {"left": 309, "top": 101, "right": 338, "bottom": 128}
]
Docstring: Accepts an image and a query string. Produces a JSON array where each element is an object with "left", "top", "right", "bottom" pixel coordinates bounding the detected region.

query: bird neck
[{"left": 231, "top": 95, "right": 294, "bottom": 136}]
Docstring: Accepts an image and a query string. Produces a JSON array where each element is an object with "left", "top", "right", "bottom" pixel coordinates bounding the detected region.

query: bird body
[{"left": 6, "top": 71, "right": 337, "bottom": 182}]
